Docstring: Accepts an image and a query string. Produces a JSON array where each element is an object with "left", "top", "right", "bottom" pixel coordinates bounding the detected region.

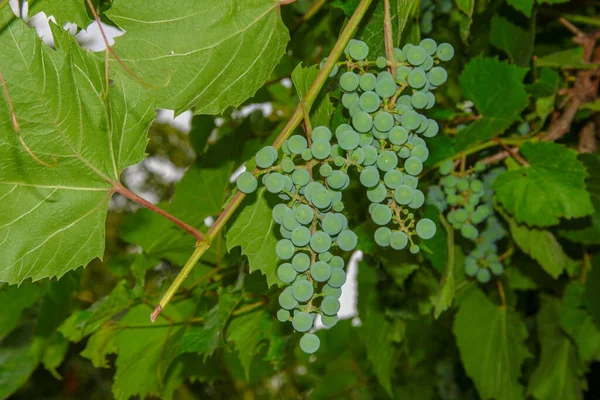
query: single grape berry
[
  {"left": 279, "top": 288, "right": 298, "bottom": 310},
  {"left": 407, "top": 45, "right": 427, "bottom": 66},
  {"left": 310, "top": 261, "right": 331, "bottom": 282},
  {"left": 359, "top": 73, "right": 378, "bottom": 91},
  {"left": 342, "top": 92, "right": 359, "bottom": 109},
  {"left": 404, "top": 156, "right": 423, "bottom": 176},
  {"left": 394, "top": 185, "right": 414, "bottom": 205},
  {"left": 359, "top": 91, "right": 381, "bottom": 113},
  {"left": 428, "top": 67, "right": 448, "bottom": 86},
  {"left": 292, "top": 280, "right": 314, "bottom": 302},
  {"left": 321, "top": 314, "right": 338, "bottom": 328},
  {"left": 384, "top": 169, "right": 404, "bottom": 189},
  {"left": 310, "top": 231, "right": 332, "bottom": 253},
  {"left": 291, "top": 226, "right": 311, "bottom": 247},
  {"left": 411, "top": 91, "right": 429, "bottom": 109},
  {"left": 407, "top": 68, "right": 427, "bottom": 89},
  {"left": 476, "top": 268, "right": 491, "bottom": 283},
  {"left": 374, "top": 227, "right": 392, "bottom": 247},
  {"left": 340, "top": 71, "right": 360, "bottom": 92},
  {"left": 377, "top": 151, "right": 399, "bottom": 172},
  {"left": 337, "top": 230, "right": 358, "bottom": 251},
  {"left": 371, "top": 204, "right": 392, "bottom": 225},
  {"left": 291, "top": 169, "right": 310, "bottom": 187},
  {"left": 322, "top": 213, "right": 344, "bottom": 236},
  {"left": 389, "top": 126, "right": 409, "bottom": 145},
  {"left": 352, "top": 111, "right": 374, "bottom": 133},
  {"left": 360, "top": 166, "right": 380, "bottom": 188},
  {"left": 367, "top": 182, "right": 388, "bottom": 203},
  {"left": 375, "top": 78, "right": 397, "bottom": 98},
  {"left": 292, "top": 311, "right": 314, "bottom": 332},
  {"left": 374, "top": 112, "right": 395, "bottom": 132},
  {"left": 236, "top": 172, "right": 258, "bottom": 194},
  {"left": 312, "top": 126, "right": 332, "bottom": 142},
  {"left": 300, "top": 333, "right": 320, "bottom": 354},
  {"left": 348, "top": 40, "right": 369, "bottom": 60},
  {"left": 400, "top": 110, "right": 421, "bottom": 131},
  {"left": 292, "top": 252, "right": 310, "bottom": 272},
  {"left": 276, "top": 239, "right": 295, "bottom": 260},
  {"left": 277, "top": 309, "right": 290, "bottom": 322},
  {"left": 328, "top": 268, "right": 347, "bottom": 288},
  {"left": 311, "top": 140, "right": 332, "bottom": 160},
  {"left": 277, "top": 263, "right": 297, "bottom": 283},
  {"left": 436, "top": 43, "right": 455, "bottom": 61},
  {"left": 420, "top": 38, "right": 437, "bottom": 55},
  {"left": 423, "top": 119, "right": 439, "bottom": 138},
  {"left": 389, "top": 231, "right": 408, "bottom": 250},
  {"left": 321, "top": 296, "right": 341, "bottom": 316},
  {"left": 416, "top": 218, "right": 436, "bottom": 239},
  {"left": 376, "top": 56, "right": 388, "bottom": 68},
  {"left": 255, "top": 146, "right": 278, "bottom": 168}
]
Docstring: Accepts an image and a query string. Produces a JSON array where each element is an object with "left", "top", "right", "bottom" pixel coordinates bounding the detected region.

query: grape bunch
[
  {"left": 421, "top": 0, "right": 453, "bottom": 34},
  {"left": 427, "top": 161, "right": 507, "bottom": 283},
  {"left": 236, "top": 37, "right": 453, "bottom": 354}
]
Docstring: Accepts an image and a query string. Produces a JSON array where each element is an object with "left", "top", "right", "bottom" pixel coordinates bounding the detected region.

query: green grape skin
[
  {"left": 421, "top": 55, "right": 434, "bottom": 71},
  {"left": 360, "top": 166, "right": 380, "bottom": 188},
  {"left": 374, "top": 227, "right": 392, "bottom": 247},
  {"left": 321, "top": 314, "right": 338, "bottom": 328},
  {"left": 407, "top": 68, "right": 427, "bottom": 89},
  {"left": 348, "top": 39, "right": 369, "bottom": 60},
  {"left": 389, "top": 126, "right": 409, "bottom": 145},
  {"left": 328, "top": 268, "right": 347, "bottom": 288},
  {"left": 394, "top": 184, "right": 414, "bottom": 205},
  {"left": 312, "top": 126, "right": 332, "bottom": 142},
  {"left": 323, "top": 283, "right": 342, "bottom": 298},
  {"left": 300, "top": 333, "right": 320, "bottom": 354},
  {"left": 294, "top": 204, "right": 314, "bottom": 225},
  {"left": 476, "top": 268, "right": 491, "bottom": 283},
  {"left": 398, "top": 146, "right": 411, "bottom": 159},
  {"left": 283, "top": 209, "right": 300, "bottom": 231},
  {"left": 460, "top": 224, "right": 479, "bottom": 240},
  {"left": 277, "top": 309, "right": 290, "bottom": 322},
  {"left": 349, "top": 103, "right": 362, "bottom": 117},
  {"left": 428, "top": 67, "right": 448, "bottom": 86},
  {"left": 292, "top": 311, "right": 314, "bottom": 332},
  {"left": 465, "top": 257, "right": 479, "bottom": 277},
  {"left": 281, "top": 158, "right": 295, "bottom": 173},
  {"left": 359, "top": 73, "right": 377, "bottom": 91},
  {"left": 329, "top": 256, "right": 344, "bottom": 269},
  {"left": 311, "top": 261, "right": 332, "bottom": 282},
  {"left": 279, "top": 287, "right": 298, "bottom": 309},
  {"left": 333, "top": 201, "right": 344, "bottom": 212},
  {"left": 400, "top": 110, "right": 421, "bottom": 131},
  {"left": 426, "top": 92, "right": 436, "bottom": 109},
  {"left": 276, "top": 239, "right": 295, "bottom": 260},
  {"left": 321, "top": 296, "right": 341, "bottom": 316},
  {"left": 287, "top": 135, "right": 308, "bottom": 154},
  {"left": 312, "top": 188, "right": 333, "bottom": 210},
  {"left": 338, "top": 130, "right": 361, "bottom": 152},
  {"left": 376, "top": 56, "right": 388, "bottom": 68},
  {"left": 292, "top": 252, "right": 311, "bottom": 272},
  {"left": 409, "top": 244, "right": 420, "bottom": 254},
  {"left": 339, "top": 71, "right": 359, "bottom": 92},
  {"left": 374, "top": 112, "right": 394, "bottom": 132},
  {"left": 333, "top": 156, "right": 345, "bottom": 167},
  {"left": 416, "top": 218, "right": 436, "bottom": 239},
  {"left": 327, "top": 170, "right": 347, "bottom": 190},
  {"left": 265, "top": 173, "right": 286, "bottom": 193},
  {"left": 342, "top": 92, "right": 359, "bottom": 109},
  {"left": 490, "top": 263, "right": 504, "bottom": 276},
  {"left": 397, "top": 65, "right": 411, "bottom": 82},
  {"left": 372, "top": 127, "right": 388, "bottom": 140},
  {"left": 236, "top": 172, "right": 258, "bottom": 194},
  {"left": 423, "top": 119, "right": 439, "bottom": 138},
  {"left": 322, "top": 213, "right": 344, "bottom": 236},
  {"left": 470, "top": 180, "right": 483, "bottom": 193},
  {"left": 367, "top": 182, "right": 388, "bottom": 203},
  {"left": 377, "top": 71, "right": 393, "bottom": 81},
  {"left": 403, "top": 175, "right": 419, "bottom": 189},
  {"left": 352, "top": 111, "right": 374, "bottom": 133},
  {"left": 311, "top": 140, "right": 332, "bottom": 160},
  {"left": 336, "top": 123, "right": 352, "bottom": 134},
  {"left": 377, "top": 150, "right": 399, "bottom": 172},
  {"left": 363, "top": 145, "right": 378, "bottom": 166},
  {"left": 443, "top": 175, "right": 457, "bottom": 187},
  {"left": 310, "top": 231, "right": 332, "bottom": 253},
  {"left": 359, "top": 133, "right": 374, "bottom": 147},
  {"left": 404, "top": 156, "right": 423, "bottom": 176},
  {"left": 454, "top": 209, "right": 468, "bottom": 223},
  {"left": 394, "top": 47, "right": 407, "bottom": 61},
  {"left": 359, "top": 91, "right": 381, "bottom": 113},
  {"left": 337, "top": 230, "right": 358, "bottom": 251},
  {"left": 291, "top": 169, "right": 310, "bottom": 187},
  {"left": 416, "top": 115, "right": 429, "bottom": 133},
  {"left": 351, "top": 147, "right": 366, "bottom": 164},
  {"left": 389, "top": 231, "right": 408, "bottom": 250},
  {"left": 277, "top": 263, "right": 297, "bottom": 283},
  {"left": 408, "top": 189, "right": 425, "bottom": 209},
  {"left": 420, "top": 38, "right": 437, "bottom": 55},
  {"left": 375, "top": 78, "right": 397, "bottom": 98},
  {"left": 384, "top": 169, "right": 404, "bottom": 189},
  {"left": 319, "top": 251, "right": 333, "bottom": 262},
  {"left": 402, "top": 43, "right": 414, "bottom": 54},
  {"left": 280, "top": 225, "right": 292, "bottom": 239},
  {"left": 436, "top": 43, "right": 455, "bottom": 62},
  {"left": 371, "top": 204, "right": 392, "bottom": 225},
  {"left": 272, "top": 204, "right": 289, "bottom": 224},
  {"left": 291, "top": 226, "right": 311, "bottom": 247},
  {"left": 411, "top": 91, "right": 429, "bottom": 109},
  {"left": 292, "top": 280, "right": 314, "bottom": 302},
  {"left": 407, "top": 45, "right": 427, "bottom": 66},
  {"left": 319, "top": 57, "right": 339, "bottom": 77},
  {"left": 255, "top": 146, "right": 278, "bottom": 168},
  {"left": 301, "top": 148, "right": 312, "bottom": 161},
  {"left": 319, "top": 163, "right": 333, "bottom": 177},
  {"left": 411, "top": 144, "right": 429, "bottom": 162}
]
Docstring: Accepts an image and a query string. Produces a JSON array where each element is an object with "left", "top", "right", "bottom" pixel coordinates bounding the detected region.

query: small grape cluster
[
  {"left": 421, "top": 0, "right": 453, "bottom": 34},
  {"left": 427, "top": 161, "right": 507, "bottom": 283},
  {"left": 236, "top": 37, "right": 453, "bottom": 354}
]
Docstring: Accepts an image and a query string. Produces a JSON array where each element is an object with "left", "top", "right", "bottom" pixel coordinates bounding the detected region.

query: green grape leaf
[
  {"left": 527, "top": 296, "right": 585, "bottom": 400},
  {"left": 0, "top": 336, "right": 41, "bottom": 399},
  {"left": 506, "top": 0, "right": 534, "bottom": 16},
  {"left": 494, "top": 142, "right": 594, "bottom": 227},
  {"left": 559, "top": 282, "right": 600, "bottom": 364},
  {"left": 226, "top": 188, "right": 281, "bottom": 288},
  {"left": 421, "top": 206, "right": 447, "bottom": 274},
  {"left": 40, "top": 332, "right": 69, "bottom": 379},
  {"left": 454, "top": 288, "right": 531, "bottom": 400},
  {"left": 355, "top": 1, "right": 398, "bottom": 58},
  {"left": 0, "top": 283, "right": 43, "bottom": 340},
  {"left": 0, "top": 15, "right": 154, "bottom": 285},
  {"left": 80, "top": 325, "right": 119, "bottom": 368},
  {"left": 291, "top": 63, "right": 334, "bottom": 127},
  {"left": 560, "top": 153, "right": 600, "bottom": 244},
  {"left": 584, "top": 255, "right": 600, "bottom": 323},
  {"left": 331, "top": 0, "right": 360, "bottom": 15},
  {"left": 537, "top": 0, "right": 569, "bottom": 4},
  {"left": 112, "top": 302, "right": 194, "bottom": 400},
  {"left": 29, "top": 0, "right": 90, "bottom": 27},
  {"left": 455, "top": 57, "right": 529, "bottom": 149},
  {"left": 536, "top": 47, "right": 598, "bottom": 69},
  {"left": 106, "top": 0, "right": 290, "bottom": 115},
  {"left": 455, "top": 0, "right": 474, "bottom": 42},
  {"left": 490, "top": 15, "right": 534, "bottom": 66}
]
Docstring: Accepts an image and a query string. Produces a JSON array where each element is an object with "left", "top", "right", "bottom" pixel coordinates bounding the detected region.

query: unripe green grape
[
  {"left": 407, "top": 45, "right": 427, "bottom": 66},
  {"left": 311, "top": 140, "right": 331, "bottom": 160},
  {"left": 374, "top": 226, "right": 392, "bottom": 247},
  {"left": 329, "top": 256, "right": 344, "bottom": 269},
  {"left": 426, "top": 92, "right": 436, "bottom": 109},
  {"left": 338, "top": 131, "right": 361, "bottom": 152},
  {"left": 400, "top": 110, "right": 421, "bottom": 130},
  {"left": 272, "top": 204, "right": 289, "bottom": 224},
  {"left": 394, "top": 184, "right": 414, "bottom": 205},
  {"left": 310, "top": 231, "right": 332, "bottom": 253},
  {"left": 293, "top": 204, "right": 313, "bottom": 225},
  {"left": 280, "top": 225, "right": 292, "bottom": 239},
  {"left": 276, "top": 239, "right": 295, "bottom": 260},
  {"left": 443, "top": 175, "right": 457, "bottom": 187},
  {"left": 360, "top": 166, "right": 380, "bottom": 188},
  {"left": 359, "top": 73, "right": 377, "bottom": 91},
  {"left": 490, "top": 263, "right": 504, "bottom": 276},
  {"left": 277, "top": 309, "right": 290, "bottom": 322},
  {"left": 333, "top": 156, "right": 345, "bottom": 167},
  {"left": 402, "top": 43, "right": 414, "bottom": 54},
  {"left": 312, "top": 188, "right": 333, "bottom": 209},
  {"left": 389, "top": 126, "right": 409, "bottom": 145},
  {"left": 333, "top": 201, "right": 344, "bottom": 212},
  {"left": 394, "top": 47, "right": 406, "bottom": 61},
  {"left": 300, "top": 333, "right": 320, "bottom": 354},
  {"left": 236, "top": 172, "right": 258, "bottom": 194},
  {"left": 278, "top": 263, "right": 297, "bottom": 283},
  {"left": 301, "top": 148, "right": 312, "bottom": 161},
  {"left": 363, "top": 145, "right": 378, "bottom": 166},
  {"left": 321, "top": 315, "right": 338, "bottom": 328},
  {"left": 421, "top": 55, "right": 434, "bottom": 71},
  {"left": 265, "top": 173, "right": 286, "bottom": 193},
  {"left": 375, "top": 78, "right": 397, "bottom": 98},
  {"left": 454, "top": 209, "right": 468, "bottom": 223},
  {"left": 419, "top": 38, "right": 437, "bottom": 55},
  {"left": 359, "top": 133, "right": 374, "bottom": 147},
  {"left": 339, "top": 71, "right": 359, "bottom": 92},
  {"left": 281, "top": 158, "right": 295, "bottom": 173},
  {"left": 321, "top": 296, "right": 340, "bottom": 316},
  {"left": 287, "top": 135, "right": 308, "bottom": 154},
  {"left": 292, "top": 311, "right": 314, "bottom": 332},
  {"left": 291, "top": 226, "right": 311, "bottom": 247},
  {"left": 322, "top": 213, "right": 343, "bottom": 236},
  {"left": 397, "top": 65, "right": 411, "bottom": 82},
  {"left": 389, "top": 231, "right": 408, "bottom": 250},
  {"left": 279, "top": 287, "right": 298, "bottom": 309},
  {"left": 428, "top": 67, "right": 448, "bottom": 86},
  {"left": 371, "top": 204, "right": 392, "bottom": 225},
  {"left": 359, "top": 91, "right": 381, "bottom": 113},
  {"left": 311, "top": 261, "right": 331, "bottom": 282},
  {"left": 411, "top": 144, "right": 429, "bottom": 162},
  {"left": 377, "top": 71, "right": 393, "bottom": 81},
  {"left": 411, "top": 91, "right": 429, "bottom": 109},
  {"left": 337, "top": 230, "right": 358, "bottom": 251},
  {"left": 291, "top": 169, "right": 310, "bottom": 187},
  {"left": 352, "top": 111, "right": 374, "bottom": 133},
  {"left": 351, "top": 147, "right": 366, "bottom": 164},
  {"left": 476, "top": 268, "right": 491, "bottom": 283},
  {"left": 457, "top": 178, "right": 469, "bottom": 192},
  {"left": 384, "top": 169, "right": 404, "bottom": 189},
  {"left": 319, "top": 163, "right": 333, "bottom": 177},
  {"left": 436, "top": 43, "right": 455, "bottom": 61},
  {"left": 461, "top": 224, "right": 479, "bottom": 240},
  {"left": 376, "top": 56, "right": 388, "bottom": 68},
  {"left": 416, "top": 218, "right": 436, "bottom": 239},
  {"left": 292, "top": 280, "right": 314, "bottom": 302},
  {"left": 421, "top": 119, "right": 438, "bottom": 138},
  {"left": 403, "top": 175, "right": 419, "bottom": 189},
  {"left": 410, "top": 244, "right": 420, "bottom": 254},
  {"left": 372, "top": 127, "right": 388, "bottom": 140},
  {"left": 407, "top": 68, "right": 427, "bottom": 89},
  {"left": 328, "top": 268, "right": 347, "bottom": 288},
  {"left": 374, "top": 112, "right": 394, "bottom": 132},
  {"left": 349, "top": 103, "right": 362, "bottom": 118},
  {"left": 255, "top": 146, "right": 278, "bottom": 168},
  {"left": 312, "top": 126, "right": 332, "bottom": 142},
  {"left": 367, "top": 182, "right": 387, "bottom": 203},
  {"left": 319, "top": 57, "right": 339, "bottom": 77},
  {"left": 465, "top": 258, "right": 479, "bottom": 277},
  {"left": 348, "top": 39, "right": 369, "bottom": 60},
  {"left": 475, "top": 161, "right": 486, "bottom": 172},
  {"left": 327, "top": 170, "right": 347, "bottom": 190},
  {"left": 283, "top": 209, "right": 300, "bottom": 231},
  {"left": 408, "top": 189, "right": 425, "bottom": 208},
  {"left": 319, "top": 251, "right": 333, "bottom": 262},
  {"left": 292, "top": 252, "right": 310, "bottom": 272},
  {"left": 470, "top": 179, "right": 483, "bottom": 193},
  {"left": 342, "top": 92, "right": 359, "bottom": 109},
  {"left": 416, "top": 115, "right": 429, "bottom": 134},
  {"left": 377, "top": 151, "right": 399, "bottom": 172},
  {"left": 404, "top": 156, "right": 423, "bottom": 176},
  {"left": 336, "top": 123, "right": 352, "bottom": 134}
]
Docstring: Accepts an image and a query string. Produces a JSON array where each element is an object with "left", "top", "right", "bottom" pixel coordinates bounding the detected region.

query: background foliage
[{"left": 0, "top": 0, "right": 599, "bottom": 399}]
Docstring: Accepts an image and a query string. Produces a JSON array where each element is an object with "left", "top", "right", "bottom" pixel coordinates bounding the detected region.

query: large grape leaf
[
  {"left": 454, "top": 288, "right": 531, "bottom": 400},
  {"left": 28, "top": 0, "right": 90, "bottom": 27},
  {"left": 494, "top": 142, "right": 594, "bottom": 227},
  {"left": 455, "top": 57, "right": 529, "bottom": 150},
  {"left": 528, "top": 296, "right": 585, "bottom": 400},
  {"left": 506, "top": 0, "right": 534, "bottom": 17},
  {"left": 490, "top": 15, "right": 534, "bottom": 67},
  {"left": 0, "top": 14, "right": 154, "bottom": 284},
  {"left": 226, "top": 188, "right": 281, "bottom": 288},
  {"left": 106, "top": 0, "right": 290, "bottom": 115}
]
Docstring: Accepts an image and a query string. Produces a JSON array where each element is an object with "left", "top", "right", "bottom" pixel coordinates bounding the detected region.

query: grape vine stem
[
  {"left": 383, "top": 0, "right": 397, "bottom": 78},
  {"left": 433, "top": 212, "right": 455, "bottom": 319},
  {"left": 150, "top": 0, "right": 376, "bottom": 322}
]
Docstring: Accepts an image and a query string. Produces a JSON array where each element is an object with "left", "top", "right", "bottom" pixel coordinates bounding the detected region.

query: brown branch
[
  {"left": 383, "top": 0, "right": 397, "bottom": 79},
  {"left": 494, "top": 138, "right": 529, "bottom": 167},
  {"left": 497, "top": 280, "right": 506, "bottom": 308},
  {"left": 113, "top": 183, "right": 205, "bottom": 242},
  {"left": 578, "top": 121, "right": 597, "bottom": 153},
  {"left": 480, "top": 150, "right": 510, "bottom": 165}
]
